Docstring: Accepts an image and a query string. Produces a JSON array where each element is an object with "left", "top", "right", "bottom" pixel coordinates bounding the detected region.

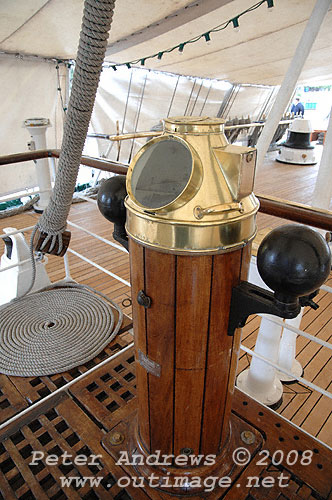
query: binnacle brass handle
[{"left": 194, "top": 202, "right": 244, "bottom": 220}]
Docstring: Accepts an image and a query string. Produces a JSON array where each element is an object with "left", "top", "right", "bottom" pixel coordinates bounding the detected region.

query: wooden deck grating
[
  {"left": 0, "top": 147, "right": 331, "bottom": 451},
  {"left": 0, "top": 347, "right": 331, "bottom": 500}
]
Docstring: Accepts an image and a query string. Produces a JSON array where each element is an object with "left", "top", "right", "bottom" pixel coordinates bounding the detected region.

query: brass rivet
[
  {"left": 109, "top": 431, "right": 125, "bottom": 445},
  {"left": 246, "top": 153, "right": 254, "bottom": 163},
  {"left": 240, "top": 430, "right": 255, "bottom": 444}
]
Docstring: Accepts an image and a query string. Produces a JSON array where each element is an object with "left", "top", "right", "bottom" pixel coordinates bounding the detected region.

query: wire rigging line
[{"left": 108, "top": 0, "right": 274, "bottom": 70}]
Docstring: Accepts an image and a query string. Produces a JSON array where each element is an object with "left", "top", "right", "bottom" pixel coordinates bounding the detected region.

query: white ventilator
[
  {"left": 23, "top": 118, "right": 53, "bottom": 212},
  {"left": 0, "top": 227, "right": 51, "bottom": 305},
  {"left": 236, "top": 256, "right": 283, "bottom": 407},
  {"left": 277, "top": 118, "right": 316, "bottom": 165}
]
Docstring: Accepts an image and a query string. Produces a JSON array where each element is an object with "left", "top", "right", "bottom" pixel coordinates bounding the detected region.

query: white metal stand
[
  {"left": 277, "top": 310, "right": 304, "bottom": 383},
  {"left": 237, "top": 313, "right": 284, "bottom": 407},
  {"left": 236, "top": 257, "right": 283, "bottom": 407},
  {"left": 277, "top": 118, "right": 316, "bottom": 165},
  {"left": 24, "top": 118, "right": 52, "bottom": 212}
]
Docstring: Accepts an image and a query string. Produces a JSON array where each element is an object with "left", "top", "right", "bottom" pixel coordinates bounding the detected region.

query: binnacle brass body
[{"left": 125, "top": 117, "right": 259, "bottom": 254}]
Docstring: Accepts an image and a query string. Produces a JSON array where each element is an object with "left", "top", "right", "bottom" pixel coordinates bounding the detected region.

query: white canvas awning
[
  {"left": 1, "top": 0, "right": 332, "bottom": 85},
  {"left": 1, "top": 0, "right": 332, "bottom": 196}
]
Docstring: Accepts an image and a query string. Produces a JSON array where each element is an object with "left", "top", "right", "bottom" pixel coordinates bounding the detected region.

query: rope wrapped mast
[
  {"left": 0, "top": 0, "right": 125, "bottom": 377},
  {"left": 33, "top": 0, "right": 116, "bottom": 257}
]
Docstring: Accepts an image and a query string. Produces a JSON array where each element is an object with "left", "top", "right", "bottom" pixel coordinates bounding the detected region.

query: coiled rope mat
[{"left": 0, "top": 283, "right": 123, "bottom": 376}]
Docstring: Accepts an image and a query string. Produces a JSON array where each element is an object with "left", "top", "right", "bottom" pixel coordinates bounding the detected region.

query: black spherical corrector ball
[
  {"left": 257, "top": 225, "right": 331, "bottom": 301},
  {"left": 97, "top": 175, "right": 127, "bottom": 226}
]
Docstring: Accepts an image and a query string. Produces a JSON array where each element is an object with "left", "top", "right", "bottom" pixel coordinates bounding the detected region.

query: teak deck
[{"left": 0, "top": 148, "right": 331, "bottom": 498}]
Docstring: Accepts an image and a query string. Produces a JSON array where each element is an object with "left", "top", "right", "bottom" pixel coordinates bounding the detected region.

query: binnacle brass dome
[{"left": 125, "top": 116, "right": 259, "bottom": 255}]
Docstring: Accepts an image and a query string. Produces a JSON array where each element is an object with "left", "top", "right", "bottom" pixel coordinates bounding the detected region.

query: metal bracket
[
  {"left": 227, "top": 281, "right": 302, "bottom": 336},
  {"left": 113, "top": 226, "right": 128, "bottom": 251},
  {"left": 299, "top": 290, "right": 319, "bottom": 310}
]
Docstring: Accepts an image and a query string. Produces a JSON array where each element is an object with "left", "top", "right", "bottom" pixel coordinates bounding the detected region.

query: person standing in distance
[{"left": 291, "top": 97, "right": 305, "bottom": 116}]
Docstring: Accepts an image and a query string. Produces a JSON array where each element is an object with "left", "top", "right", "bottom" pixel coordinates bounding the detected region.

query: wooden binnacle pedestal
[{"left": 103, "top": 240, "right": 261, "bottom": 496}]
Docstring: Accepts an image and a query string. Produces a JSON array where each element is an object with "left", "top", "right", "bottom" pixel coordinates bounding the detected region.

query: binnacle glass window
[{"left": 131, "top": 138, "right": 193, "bottom": 209}]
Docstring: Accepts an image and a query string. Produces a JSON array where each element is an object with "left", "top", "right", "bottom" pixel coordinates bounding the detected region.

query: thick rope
[
  {"left": 0, "top": 282, "right": 123, "bottom": 376},
  {"left": 0, "top": 195, "right": 39, "bottom": 219},
  {"left": 0, "top": 1, "right": 124, "bottom": 377},
  {"left": 35, "top": 0, "right": 116, "bottom": 254},
  {"left": 24, "top": 0, "right": 115, "bottom": 294}
]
